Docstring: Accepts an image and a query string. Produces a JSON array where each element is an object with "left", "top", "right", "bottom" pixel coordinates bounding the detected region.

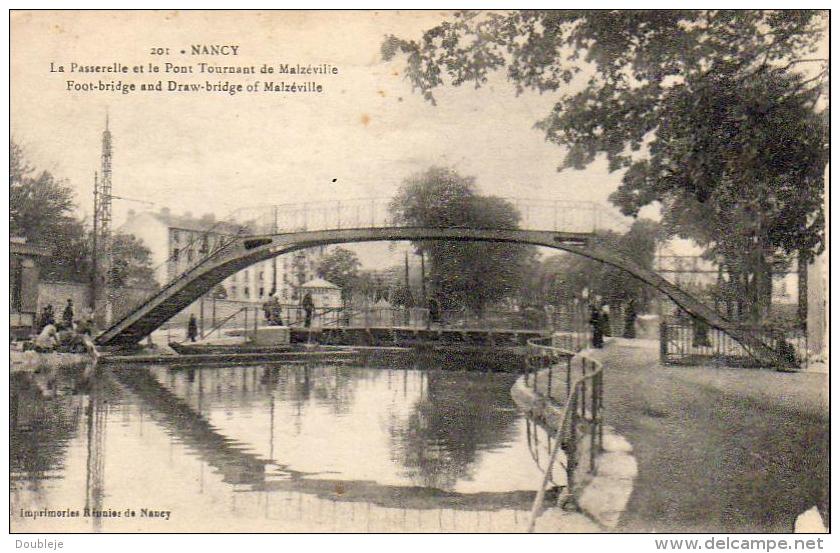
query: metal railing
[
  {"left": 660, "top": 320, "right": 806, "bottom": 369},
  {"left": 230, "top": 197, "right": 628, "bottom": 236},
  {"left": 101, "top": 196, "right": 636, "bottom": 341},
  {"left": 194, "top": 306, "right": 251, "bottom": 343},
  {"left": 100, "top": 228, "right": 245, "bottom": 338},
  {"left": 524, "top": 338, "right": 604, "bottom": 532}
]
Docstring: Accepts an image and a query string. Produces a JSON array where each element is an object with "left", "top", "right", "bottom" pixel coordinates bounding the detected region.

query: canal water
[{"left": 11, "top": 360, "right": 562, "bottom": 532}]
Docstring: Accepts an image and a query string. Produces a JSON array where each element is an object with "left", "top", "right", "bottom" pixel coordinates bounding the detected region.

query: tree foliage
[
  {"left": 384, "top": 10, "right": 828, "bottom": 320},
  {"left": 389, "top": 166, "right": 537, "bottom": 313},
  {"left": 10, "top": 140, "right": 156, "bottom": 288},
  {"left": 316, "top": 246, "right": 362, "bottom": 301},
  {"left": 11, "top": 142, "right": 76, "bottom": 243},
  {"left": 108, "top": 233, "right": 157, "bottom": 288},
  {"left": 539, "top": 218, "right": 660, "bottom": 309}
]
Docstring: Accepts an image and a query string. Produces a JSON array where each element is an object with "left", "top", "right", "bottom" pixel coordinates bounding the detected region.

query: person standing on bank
[
  {"left": 590, "top": 305, "right": 603, "bottom": 348},
  {"left": 270, "top": 293, "right": 283, "bottom": 326},
  {"left": 428, "top": 295, "right": 441, "bottom": 326},
  {"left": 262, "top": 296, "right": 273, "bottom": 324},
  {"left": 62, "top": 299, "right": 74, "bottom": 328},
  {"left": 44, "top": 304, "right": 55, "bottom": 328},
  {"left": 187, "top": 313, "right": 198, "bottom": 342},
  {"left": 600, "top": 304, "right": 611, "bottom": 338},
  {"left": 623, "top": 298, "right": 637, "bottom": 339},
  {"left": 302, "top": 292, "right": 314, "bottom": 328}
]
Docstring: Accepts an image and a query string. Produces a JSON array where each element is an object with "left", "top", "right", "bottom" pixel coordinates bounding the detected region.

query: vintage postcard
[{"left": 9, "top": 10, "right": 829, "bottom": 538}]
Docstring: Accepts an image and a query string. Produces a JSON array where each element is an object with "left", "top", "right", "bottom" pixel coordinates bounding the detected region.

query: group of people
[
  {"left": 32, "top": 298, "right": 97, "bottom": 357},
  {"left": 36, "top": 299, "right": 75, "bottom": 331},
  {"left": 184, "top": 291, "right": 317, "bottom": 342},
  {"left": 261, "top": 291, "right": 314, "bottom": 328},
  {"left": 261, "top": 293, "right": 285, "bottom": 326},
  {"left": 589, "top": 300, "right": 640, "bottom": 348}
]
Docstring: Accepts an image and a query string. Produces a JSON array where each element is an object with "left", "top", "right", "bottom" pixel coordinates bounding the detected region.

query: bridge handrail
[
  {"left": 192, "top": 306, "right": 250, "bottom": 343},
  {"left": 100, "top": 233, "right": 244, "bottom": 341},
  {"left": 523, "top": 337, "right": 604, "bottom": 533}
]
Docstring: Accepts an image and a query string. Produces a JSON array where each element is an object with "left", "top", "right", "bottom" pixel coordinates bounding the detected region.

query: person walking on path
[
  {"left": 623, "top": 299, "right": 637, "bottom": 339},
  {"left": 62, "top": 299, "right": 74, "bottom": 328},
  {"left": 187, "top": 313, "right": 198, "bottom": 342},
  {"left": 302, "top": 292, "right": 314, "bottom": 328},
  {"left": 600, "top": 304, "right": 611, "bottom": 338},
  {"left": 590, "top": 305, "right": 603, "bottom": 348}
]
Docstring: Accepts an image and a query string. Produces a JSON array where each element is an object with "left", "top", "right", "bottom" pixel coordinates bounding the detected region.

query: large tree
[
  {"left": 390, "top": 166, "right": 537, "bottom": 314},
  {"left": 10, "top": 142, "right": 75, "bottom": 243},
  {"left": 11, "top": 140, "right": 157, "bottom": 287},
  {"left": 108, "top": 233, "right": 158, "bottom": 288},
  {"left": 11, "top": 141, "right": 83, "bottom": 281},
  {"left": 384, "top": 10, "right": 828, "bottom": 321},
  {"left": 316, "top": 246, "right": 362, "bottom": 301}
]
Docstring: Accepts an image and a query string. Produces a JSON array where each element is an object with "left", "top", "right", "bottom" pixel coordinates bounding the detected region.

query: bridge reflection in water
[{"left": 10, "top": 359, "right": 562, "bottom": 532}]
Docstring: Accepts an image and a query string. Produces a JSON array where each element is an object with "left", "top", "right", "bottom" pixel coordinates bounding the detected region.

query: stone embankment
[{"left": 11, "top": 349, "right": 93, "bottom": 372}]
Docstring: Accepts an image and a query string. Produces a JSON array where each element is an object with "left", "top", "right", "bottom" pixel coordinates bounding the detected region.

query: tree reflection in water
[
  {"left": 388, "top": 369, "right": 521, "bottom": 490},
  {"left": 10, "top": 366, "right": 95, "bottom": 503}
]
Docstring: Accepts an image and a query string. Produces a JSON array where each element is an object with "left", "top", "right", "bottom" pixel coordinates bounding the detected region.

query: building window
[
  {"left": 172, "top": 230, "right": 180, "bottom": 243},
  {"left": 259, "top": 271, "right": 264, "bottom": 280},
  {"left": 172, "top": 248, "right": 180, "bottom": 261},
  {"left": 187, "top": 249, "right": 194, "bottom": 262},
  {"left": 230, "top": 285, "right": 237, "bottom": 297},
  {"left": 259, "top": 287, "right": 264, "bottom": 297},
  {"left": 244, "top": 286, "right": 250, "bottom": 298}
]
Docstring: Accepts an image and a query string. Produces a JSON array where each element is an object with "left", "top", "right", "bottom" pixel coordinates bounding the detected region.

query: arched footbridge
[{"left": 96, "top": 219, "right": 787, "bottom": 366}]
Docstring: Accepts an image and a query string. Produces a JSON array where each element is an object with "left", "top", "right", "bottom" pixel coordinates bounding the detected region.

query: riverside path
[{"left": 592, "top": 339, "right": 828, "bottom": 533}]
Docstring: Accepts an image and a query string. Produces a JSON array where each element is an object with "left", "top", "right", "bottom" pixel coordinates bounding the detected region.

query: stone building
[
  {"left": 118, "top": 208, "right": 327, "bottom": 305},
  {"left": 10, "top": 237, "right": 50, "bottom": 338}
]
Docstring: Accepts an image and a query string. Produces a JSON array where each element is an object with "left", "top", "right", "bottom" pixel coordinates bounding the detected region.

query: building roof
[
  {"left": 126, "top": 210, "right": 247, "bottom": 236},
  {"left": 10, "top": 238, "right": 51, "bottom": 257},
  {"left": 300, "top": 277, "right": 340, "bottom": 289}
]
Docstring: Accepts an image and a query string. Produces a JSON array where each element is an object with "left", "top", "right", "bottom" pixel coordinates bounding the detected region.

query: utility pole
[
  {"left": 404, "top": 250, "right": 411, "bottom": 325},
  {"left": 420, "top": 250, "right": 427, "bottom": 301},
  {"left": 404, "top": 250, "right": 410, "bottom": 294},
  {"left": 272, "top": 206, "right": 278, "bottom": 295},
  {"left": 798, "top": 250, "right": 808, "bottom": 334}
]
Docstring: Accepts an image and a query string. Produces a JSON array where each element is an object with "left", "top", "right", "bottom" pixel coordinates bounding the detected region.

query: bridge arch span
[{"left": 96, "top": 226, "right": 781, "bottom": 365}]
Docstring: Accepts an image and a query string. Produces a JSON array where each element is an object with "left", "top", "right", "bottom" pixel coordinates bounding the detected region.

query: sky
[{"left": 10, "top": 11, "right": 686, "bottom": 265}]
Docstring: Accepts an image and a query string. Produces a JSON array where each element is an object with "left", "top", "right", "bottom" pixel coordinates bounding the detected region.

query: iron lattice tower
[{"left": 92, "top": 114, "right": 113, "bottom": 316}]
